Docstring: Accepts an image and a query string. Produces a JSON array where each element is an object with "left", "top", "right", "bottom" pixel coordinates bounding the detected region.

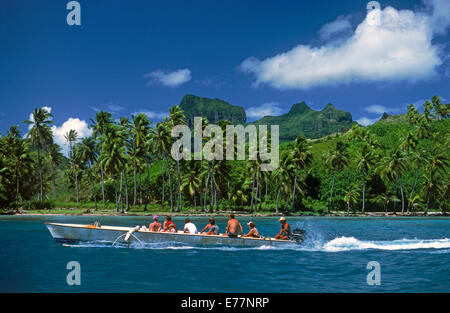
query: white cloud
[
  {"left": 143, "top": 68, "right": 192, "bottom": 87},
  {"left": 51, "top": 118, "right": 92, "bottom": 156},
  {"left": 364, "top": 105, "right": 401, "bottom": 114},
  {"left": 106, "top": 102, "right": 124, "bottom": 112},
  {"left": 357, "top": 116, "right": 380, "bottom": 126},
  {"left": 132, "top": 110, "right": 167, "bottom": 121},
  {"left": 424, "top": 0, "right": 450, "bottom": 35},
  {"left": 246, "top": 102, "right": 285, "bottom": 120},
  {"left": 318, "top": 15, "right": 352, "bottom": 41},
  {"left": 241, "top": 2, "right": 447, "bottom": 90}
]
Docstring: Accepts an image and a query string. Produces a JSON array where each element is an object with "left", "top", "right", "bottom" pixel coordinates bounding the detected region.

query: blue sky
[{"left": 0, "top": 0, "right": 449, "bottom": 152}]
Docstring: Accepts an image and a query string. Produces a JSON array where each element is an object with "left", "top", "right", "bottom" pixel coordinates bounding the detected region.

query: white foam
[
  {"left": 61, "top": 237, "right": 450, "bottom": 253},
  {"left": 322, "top": 237, "right": 450, "bottom": 252}
]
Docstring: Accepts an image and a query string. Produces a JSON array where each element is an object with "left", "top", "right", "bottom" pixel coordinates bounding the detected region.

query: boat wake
[
  {"left": 318, "top": 237, "right": 450, "bottom": 252},
  {"left": 62, "top": 236, "right": 450, "bottom": 253}
]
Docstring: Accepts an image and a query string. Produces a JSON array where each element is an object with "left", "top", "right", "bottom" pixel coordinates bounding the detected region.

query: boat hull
[{"left": 46, "top": 223, "right": 298, "bottom": 248}]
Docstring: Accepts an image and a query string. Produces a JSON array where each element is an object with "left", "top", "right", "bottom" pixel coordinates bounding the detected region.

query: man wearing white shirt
[{"left": 183, "top": 218, "right": 198, "bottom": 234}]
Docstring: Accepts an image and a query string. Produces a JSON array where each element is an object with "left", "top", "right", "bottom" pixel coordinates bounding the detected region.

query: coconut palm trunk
[
  {"left": 168, "top": 166, "right": 174, "bottom": 212},
  {"left": 362, "top": 171, "right": 366, "bottom": 213},
  {"left": 133, "top": 158, "right": 137, "bottom": 206},
  {"left": 51, "top": 164, "right": 56, "bottom": 199},
  {"left": 114, "top": 178, "right": 118, "bottom": 212},
  {"left": 161, "top": 158, "right": 166, "bottom": 208},
  {"left": 291, "top": 175, "right": 297, "bottom": 212},
  {"left": 209, "top": 163, "right": 214, "bottom": 213},
  {"left": 124, "top": 168, "right": 129, "bottom": 212},
  {"left": 276, "top": 186, "right": 281, "bottom": 214},
  {"left": 119, "top": 172, "right": 124, "bottom": 213},
  {"left": 328, "top": 171, "right": 336, "bottom": 213},
  {"left": 144, "top": 158, "right": 150, "bottom": 211},
  {"left": 250, "top": 172, "right": 256, "bottom": 213},
  {"left": 176, "top": 157, "right": 182, "bottom": 212},
  {"left": 92, "top": 181, "right": 97, "bottom": 211},
  {"left": 101, "top": 165, "right": 105, "bottom": 207},
  {"left": 37, "top": 145, "right": 43, "bottom": 203},
  {"left": 204, "top": 165, "right": 210, "bottom": 213},
  {"left": 399, "top": 175, "right": 405, "bottom": 215},
  {"left": 408, "top": 167, "right": 419, "bottom": 212}
]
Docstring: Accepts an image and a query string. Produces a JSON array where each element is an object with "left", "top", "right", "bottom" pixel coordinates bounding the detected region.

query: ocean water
[{"left": 0, "top": 215, "right": 449, "bottom": 292}]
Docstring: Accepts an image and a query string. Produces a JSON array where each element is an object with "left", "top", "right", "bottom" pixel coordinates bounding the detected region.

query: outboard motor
[{"left": 291, "top": 228, "right": 306, "bottom": 244}]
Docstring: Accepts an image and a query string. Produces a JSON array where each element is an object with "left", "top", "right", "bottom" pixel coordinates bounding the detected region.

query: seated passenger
[
  {"left": 199, "top": 218, "right": 220, "bottom": 235},
  {"left": 149, "top": 215, "right": 161, "bottom": 232},
  {"left": 243, "top": 221, "right": 260, "bottom": 238},
  {"left": 163, "top": 215, "right": 177, "bottom": 232},
  {"left": 183, "top": 218, "right": 198, "bottom": 234},
  {"left": 222, "top": 214, "right": 243, "bottom": 238},
  {"left": 275, "top": 217, "right": 291, "bottom": 240}
]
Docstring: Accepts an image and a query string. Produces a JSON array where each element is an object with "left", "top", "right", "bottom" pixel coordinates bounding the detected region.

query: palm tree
[
  {"left": 273, "top": 151, "right": 296, "bottom": 214},
  {"left": 344, "top": 186, "right": 360, "bottom": 214},
  {"left": 64, "top": 130, "right": 79, "bottom": 206},
  {"left": 181, "top": 166, "right": 201, "bottom": 210},
  {"left": 431, "top": 95, "right": 447, "bottom": 120},
  {"left": 325, "top": 140, "right": 349, "bottom": 212},
  {"left": 291, "top": 135, "right": 312, "bottom": 212},
  {"left": 99, "top": 124, "right": 128, "bottom": 212},
  {"left": 381, "top": 149, "right": 408, "bottom": 214},
  {"left": 407, "top": 149, "right": 429, "bottom": 212},
  {"left": 48, "top": 143, "right": 63, "bottom": 199},
  {"left": 357, "top": 143, "right": 375, "bottom": 213},
  {"left": 130, "top": 113, "right": 151, "bottom": 206},
  {"left": 167, "top": 106, "right": 186, "bottom": 211},
  {"left": 148, "top": 122, "right": 172, "bottom": 210},
  {"left": 76, "top": 136, "right": 98, "bottom": 209},
  {"left": 90, "top": 110, "right": 114, "bottom": 207},
  {"left": 9, "top": 128, "right": 34, "bottom": 205},
  {"left": 422, "top": 173, "right": 443, "bottom": 215},
  {"left": 24, "top": 107, "right": 54, "bottom": 203}
]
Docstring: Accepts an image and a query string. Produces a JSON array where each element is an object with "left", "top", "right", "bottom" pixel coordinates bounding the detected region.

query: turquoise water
[{"left": 0, "top": 215, "right": 449, "bottom": 292}]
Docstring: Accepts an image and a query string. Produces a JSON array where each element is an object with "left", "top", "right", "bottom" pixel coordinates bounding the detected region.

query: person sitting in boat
[
  {"left": 243, "top": 221, "right": 260, "bottom": 238},
  {"left": 223, "top": 214, "right": 243, "bottom": 238},
  {"left": 183, "top": 218, "right": 198, "bottom": 234},
  {"left": 275, "top": 217, "right": 291, "bottom": 240},
  {"left": 163, "top": 216, "right": 177, "bottom": 232},
  {"left": 199, "top": 218, "right": 220, "bottom": 235},
  {"left": 149, "top": 215, "right": 161, "bottom": 232}
]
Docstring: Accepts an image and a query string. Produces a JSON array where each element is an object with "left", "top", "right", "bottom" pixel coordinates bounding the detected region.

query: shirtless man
[
  {"left": 243, "top": 221, "right": 260, "bottom": 238},
  {"left": 149, "top": 215, "right": 161, "bottom": 232},
  {"left": 275, "top": 217, "right": 291, "bottom": 240},
  {"left": 223, "top": 214, "right": 243, "bottom": 238}
]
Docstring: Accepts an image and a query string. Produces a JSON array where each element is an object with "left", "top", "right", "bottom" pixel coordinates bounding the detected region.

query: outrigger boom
[{"left": 45, "top": 222, "right": 305, "bottom": 248}]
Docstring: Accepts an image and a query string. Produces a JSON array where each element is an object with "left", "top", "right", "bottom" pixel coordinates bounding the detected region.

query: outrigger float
[{"left": 45, "top": 222, "right": 306, "bottom": 248}]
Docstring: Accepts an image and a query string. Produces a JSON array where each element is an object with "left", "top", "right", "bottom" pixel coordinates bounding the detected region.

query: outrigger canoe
[{"left": 45, "top": 222, "right": 306, "bottom": 248}]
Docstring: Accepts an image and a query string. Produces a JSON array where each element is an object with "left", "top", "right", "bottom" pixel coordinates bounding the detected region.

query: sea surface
[{"left": 0, "top": 215, "right": 449, "bottom": 292}]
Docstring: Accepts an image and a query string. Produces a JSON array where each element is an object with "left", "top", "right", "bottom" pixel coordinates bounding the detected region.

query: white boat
[{"left": 45, "top": 222, "right": 305, "bottom": 248}]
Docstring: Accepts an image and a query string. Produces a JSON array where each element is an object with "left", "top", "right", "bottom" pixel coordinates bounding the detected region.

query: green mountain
[
  {"left": 179, "top": 94, "right": 246, "bottom": 127},
  {"left": 250, "top": 101, "right": 353, "bottom": 141}
]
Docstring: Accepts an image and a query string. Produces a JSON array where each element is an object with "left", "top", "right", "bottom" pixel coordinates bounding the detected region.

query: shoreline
[{"left": 2, "top": 210, "right": 448, "bottom": 217}]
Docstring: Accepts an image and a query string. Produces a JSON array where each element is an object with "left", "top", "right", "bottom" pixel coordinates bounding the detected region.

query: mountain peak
[
  {"left": 179, "top": 94, "right": 246, "bottom": 127},
  {"left": 322, "top": 103, "right": 336, "bottom": 111},
  {"left": 288, "top": 101, "right": 312, "bottom": 115}
]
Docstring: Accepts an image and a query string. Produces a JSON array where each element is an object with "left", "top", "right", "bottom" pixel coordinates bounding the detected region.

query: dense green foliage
[
  {"left": 251, "top": 102, "right": 353, "bottom": 140},
  {"left": 0, "top": 95, "right": 448, "bottom": 215}
]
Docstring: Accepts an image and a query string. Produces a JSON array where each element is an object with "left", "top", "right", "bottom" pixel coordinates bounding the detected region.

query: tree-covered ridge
[
  {"left": 250, "top": 101, "right": 353, "bottom": 141},
  {"left": 179, "top": 94, "right": 246, "bottom": 127},
  {"left": 0, "top": 95, "right": 448, "bottom": 216}
]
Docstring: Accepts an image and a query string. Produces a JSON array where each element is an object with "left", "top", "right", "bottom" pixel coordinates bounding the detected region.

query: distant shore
[{"left": 2, "top": 209, "right": 448, "bottom": 217}]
